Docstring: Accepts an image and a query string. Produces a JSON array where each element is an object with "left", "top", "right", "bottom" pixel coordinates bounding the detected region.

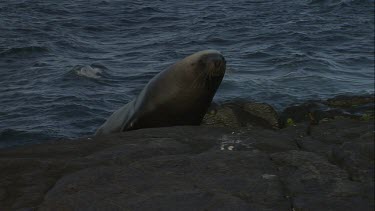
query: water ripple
[
  {"left": 0, "top": 0, "right": 373, "bottom": 147},
  {"left": 0, "top": 46, "right": 49, "bottom": 57}
]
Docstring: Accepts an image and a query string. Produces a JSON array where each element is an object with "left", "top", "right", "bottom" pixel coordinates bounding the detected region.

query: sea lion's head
[
  {"left": 178, "top": 50, "right": 226, "bottom": 90},
  {"left": 187, "top": 50, "right": 226, "bottom": 77},
  {"left": 96, "top": 50, "right": 227, "bottom": 135}
]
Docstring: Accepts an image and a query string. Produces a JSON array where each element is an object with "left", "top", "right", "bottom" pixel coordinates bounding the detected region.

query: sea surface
[{"left": 0, "top": 0, "right": 374, "bottom": 148}]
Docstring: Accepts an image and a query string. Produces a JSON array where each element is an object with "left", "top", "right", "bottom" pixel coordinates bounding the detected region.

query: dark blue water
[{"left": 0, "top": 0, "right": 374, "bottom": 148}]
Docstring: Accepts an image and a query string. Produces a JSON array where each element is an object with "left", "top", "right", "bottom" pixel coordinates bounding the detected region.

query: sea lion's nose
[
  {"left": 208, "top": 54, "right": 226, "bottom": 67},
  {"left": 216, "top": 56, "right": 226, "bottom": 67},
  {"left": 220, "top": 55, "right": 225, "bottom": 63}
]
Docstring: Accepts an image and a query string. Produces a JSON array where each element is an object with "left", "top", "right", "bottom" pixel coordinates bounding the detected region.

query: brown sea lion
[{"left": 95, "top": 50, "right": 226, "bottom": 135}]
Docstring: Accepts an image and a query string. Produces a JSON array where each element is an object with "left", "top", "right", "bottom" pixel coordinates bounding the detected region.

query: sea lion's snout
[
  {"left": 205, "top": 53, "right": 226, "bottom": 77},
  {"left": 205, "top": 54, "right": 225, "bottom": 64}
]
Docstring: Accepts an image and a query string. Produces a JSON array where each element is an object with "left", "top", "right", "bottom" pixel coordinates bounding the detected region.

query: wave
[
  {"left": 0, "top": 46, "right": 49, "bottom": 57},
  {"left": 308, "top": 0, "right": 372, "bottom": 7},
  {"left": 83, "top": 25, "right": 111, "bottom": 32},
  {"left": 130, "top": 6, "right": 164, "bottom": 14},
  {"left": 244, "top": 51, "right": 272, "bottom": 59},
  {"left": 206, "top": 37, "right": 233, "bottom": 45},
  {"left": 147, "top": 16, "right": 180, "bottom": 22},
  {"left": 0, "top": 0, "right": 373, "bottom": 150}
]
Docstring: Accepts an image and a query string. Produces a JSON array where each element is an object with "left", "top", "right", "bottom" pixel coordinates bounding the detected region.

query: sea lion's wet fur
[{"left": 95, "top": 50, "right": 226, "bottom": 135}]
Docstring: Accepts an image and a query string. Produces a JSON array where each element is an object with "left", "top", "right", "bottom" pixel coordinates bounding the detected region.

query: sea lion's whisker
[
  {"left": 190, "top": 73, "right": 201, "bottom": 88},
  {"left": 191, "top": 70, "right": 206, "bottom": 89}
]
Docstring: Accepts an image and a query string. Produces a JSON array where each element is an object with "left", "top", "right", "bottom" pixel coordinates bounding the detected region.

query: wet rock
[
  {"left": 326, "top": 94, "right": 374, "bottom": 108},
  {"left": 203, "top": 95, "right": 374, "bottom": 131},
  {"left": 203, "top": 105, "right": 241, "bottom": 128},
  {"left": 202, "top": 101, "right": 280, "bottom": 129},
  {"left": 280, "top": 94, "right": 374, "bottom": 127},
  {"left": 242, "top": 102, "right": 280, "bottom": 129},
  {"left": 280, "top": 101, "right": 322, "bottom": 123},
  {"left": 0, "top": 98, "right": 373, "bottom": 211}
]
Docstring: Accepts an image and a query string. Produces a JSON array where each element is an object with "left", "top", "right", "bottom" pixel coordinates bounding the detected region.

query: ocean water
[{"left": 0, "top": 0, "right": 374, "bottom": 148}]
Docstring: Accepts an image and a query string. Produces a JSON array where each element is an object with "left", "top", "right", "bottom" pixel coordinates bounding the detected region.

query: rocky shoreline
[{"left": 0, "top": 95, "right": 374, "bottom": 210}]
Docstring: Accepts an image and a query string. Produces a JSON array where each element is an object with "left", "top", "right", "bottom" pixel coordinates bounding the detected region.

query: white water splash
[{"left": 75, "top": 65, "right": 103, "bottom": 79}]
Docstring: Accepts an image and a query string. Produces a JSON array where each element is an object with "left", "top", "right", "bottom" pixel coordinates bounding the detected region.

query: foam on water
[{"left": 71, "top": 65, "right": 105, "bottom": 79}]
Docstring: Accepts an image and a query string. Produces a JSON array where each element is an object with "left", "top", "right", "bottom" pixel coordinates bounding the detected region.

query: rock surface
[
  {"left": 0, "top": 95, "right": 374, "bottom": 210},
  {"left": 202, "top": 94, "right": 374, "bottom": 130},
  {"left": 0, "top": 118, "right": 373, "bottom": 211},
  {"left": 203, "top": 101, "right": 280, "bottom": 130},
  {"left": 280, "top": 94, "right": 374, "bottom": 126}
]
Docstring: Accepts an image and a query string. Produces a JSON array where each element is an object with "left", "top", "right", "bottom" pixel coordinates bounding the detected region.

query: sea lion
[{"left": 95, "top": 50, "right": 226, "bottom": 135}]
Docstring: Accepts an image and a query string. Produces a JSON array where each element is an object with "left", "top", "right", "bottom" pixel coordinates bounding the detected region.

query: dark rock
[
  {"left": 228, "top": 128, "right": 299, "bottom": 153},
  {"left": 202, "top": 101, "right": 280, "bottom": 129},
  {"left": 326, "top": 94, "right": 374, "bottom": 108},
  {"left": 203, "top": 95, "right": 374, "bottom": 131},
  {"left": 242, "top": 102, "right": 280, "bottom": 129},
  {"left": 271, "top": 150, "right": 373, "bottom": 211},
  {"left": 280, "top": 94, "right": 375, "bottom": 127},
  {"left": 0, "top": 99, "right": 373, "bottom": 210},
  {"left": 280, "top": 101, "right": 322, "bottom": 123},
  {"left": 289, "top": 119, "right": 374, "bottom": 182},
  {"left": 39, "top": 151, "right": 289, "bottom": 211}
]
